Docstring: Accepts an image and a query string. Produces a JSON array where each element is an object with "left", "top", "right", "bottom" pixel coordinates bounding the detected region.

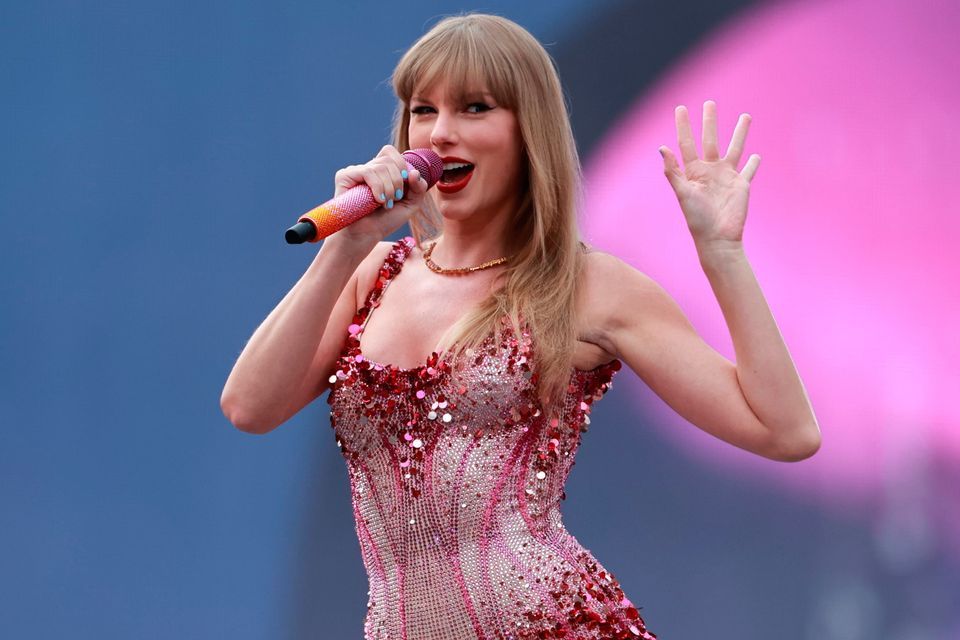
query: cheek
[
  {"left": 500, "top": 125, "right": 524, "bottom": 181},
  {"left": 499, "top": 136, "right": 525, "bottom": 185},
  {"left": 408, "top": 123, "right": 429, "bottom": 148}
]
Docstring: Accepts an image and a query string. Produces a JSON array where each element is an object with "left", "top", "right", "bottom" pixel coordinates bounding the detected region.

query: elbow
[
  {"left": 220, "top": 391, "right": 277, "bottom": 435},
  {"left": 772, "top": 427, "right": 822, "bottom": 462}
]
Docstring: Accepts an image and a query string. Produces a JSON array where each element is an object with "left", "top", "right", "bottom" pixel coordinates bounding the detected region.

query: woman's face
[{"left": 407, "top": 80, "right": 525, "bottom": 228}]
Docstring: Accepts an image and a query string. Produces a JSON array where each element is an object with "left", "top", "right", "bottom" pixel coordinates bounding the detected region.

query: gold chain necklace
[{"left": 422, "top": 241, "right": 511, "bottom": 275}]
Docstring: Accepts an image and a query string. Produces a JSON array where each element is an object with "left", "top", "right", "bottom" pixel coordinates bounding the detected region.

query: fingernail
[
  {"left": 401, "top": 169, "right": 408, "bottom": 179},
  {"left": 379, "top": 192, "right": 386, "bottom": 201},
  {"left": 395, "top": 188, "right": 403, "bottom": 199},
  {"left": 386, "top": 199, "right": 394, "bottom": 209}
]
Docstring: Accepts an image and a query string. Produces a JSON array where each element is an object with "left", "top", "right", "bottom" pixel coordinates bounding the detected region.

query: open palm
[{"left": 659, "top": 100, "right": 761, "bottom": 253}]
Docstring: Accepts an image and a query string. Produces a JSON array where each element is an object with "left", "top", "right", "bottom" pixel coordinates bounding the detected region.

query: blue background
[{"left": 4, "top": 1, "right": 955, "bottom": 638}]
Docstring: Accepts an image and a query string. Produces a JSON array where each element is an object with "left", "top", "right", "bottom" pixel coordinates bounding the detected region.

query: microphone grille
[{"left": 403, "top": 149, "right": 444, "bottom": 187}]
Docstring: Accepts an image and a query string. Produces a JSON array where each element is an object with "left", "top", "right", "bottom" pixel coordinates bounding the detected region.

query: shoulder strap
[{"left": 355, "top": 237, "right": 415, "bottom": 337}]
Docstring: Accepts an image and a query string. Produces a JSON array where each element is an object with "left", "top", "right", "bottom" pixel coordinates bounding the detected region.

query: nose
[{"left": 429, "top": 110, "right": 459, "bottom": 147}]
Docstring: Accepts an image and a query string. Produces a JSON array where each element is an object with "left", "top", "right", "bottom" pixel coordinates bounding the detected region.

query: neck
[
  {"left": 428, "top": 201, "right": 521, "bottom": 268},
  {"left": 427, "top": 233, "right": 511, "bottom": 270}
]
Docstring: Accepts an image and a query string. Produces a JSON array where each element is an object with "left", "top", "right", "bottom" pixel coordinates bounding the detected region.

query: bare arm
[
  {"left": 586, "top": 252, "right": 819, "bottom": 462},
  {"left": 220, "top": 144, "right": 431, "bottom": 434},
  {"left": 220, "top": 238, "right": 374, "bottom": 434},
  {"left": 699, "top": 244, "right": 820, "bottom": 458}
]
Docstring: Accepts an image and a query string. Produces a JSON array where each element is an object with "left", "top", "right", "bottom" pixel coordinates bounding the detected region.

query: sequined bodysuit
[{"left": 327, "top": 238, "right": 657, "bottom": 640}]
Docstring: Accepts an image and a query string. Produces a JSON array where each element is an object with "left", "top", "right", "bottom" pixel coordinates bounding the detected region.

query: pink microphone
[{"left": 285, "top": 148, "right": 444, "bottom": 244}]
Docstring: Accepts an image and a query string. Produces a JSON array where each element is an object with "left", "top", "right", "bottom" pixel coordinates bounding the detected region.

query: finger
[
  {"left": 740, "top": 153, "right": 761, "bottom": 182},
  {"left": 355, "top": 164, "right": 387, "bottom": 205},
  {"left": 376, "top": 143, "right": 397, "bottom": 159},
  {"left": 381, "top": 144, "right": 408, "bottom": 171},
  {"left": 702, "top": 100, "right": 719, "bottom": 161},
  {"left": 333, "top": 165, "right": 362, "bottom": 196},
  {"left": 334, "top": 164, "right": 378, "bottom": 199},
  {"left": 724, "top": 113, "right": 751, "bottom": 166},
  {"left": 675, "top": 105, "right": 698, "bottom": 166},
  {"left": 406, "top": 168, "right": 426, "bottom": 194},
  {"left": 658, "top": 146, "right": 684, "bottom": 192},
  {"left": 370, "top": 164, "right": 398, "bottom": 208},
  {"left": 378, "top": 158, "right": 405, "bottom": 203},
  {"left": 378, "top": 144, "right": 411, "bottom": 195}
]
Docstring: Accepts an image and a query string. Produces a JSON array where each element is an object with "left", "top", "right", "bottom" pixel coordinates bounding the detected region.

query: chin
[{"left": 435, "top": 201, "right": 472, "bottom": 221}]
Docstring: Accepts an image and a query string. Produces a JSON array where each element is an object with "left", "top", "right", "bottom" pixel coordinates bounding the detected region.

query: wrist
[
  {"left": 319, "top": 234, "right": 377, "bottom": 265},
  {"left": 696, "top": 239, "right": 746, "bottom": 270}
]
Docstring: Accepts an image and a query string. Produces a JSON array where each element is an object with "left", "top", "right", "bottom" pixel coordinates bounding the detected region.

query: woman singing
[{"left": 221, "top": 12, "right": 820, "bottom": 639}]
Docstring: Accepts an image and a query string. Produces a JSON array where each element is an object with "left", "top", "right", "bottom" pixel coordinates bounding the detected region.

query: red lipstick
[{"left": 436, "top": 156, "right": 475, "bottom": 194}]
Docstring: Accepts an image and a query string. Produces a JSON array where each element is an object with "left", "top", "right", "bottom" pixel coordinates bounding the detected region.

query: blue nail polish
[
  {"left": 401, "top": 169, "right": 408, "bottom": 179},
  {"left": 379, "top": 193, "right": 385, "bottom": 201},
  {"left": 395, "top": 188, "right": 403, "bottom": 199},
  {"left": 386, "top": 199, "right": 394, "bottom": 209}
]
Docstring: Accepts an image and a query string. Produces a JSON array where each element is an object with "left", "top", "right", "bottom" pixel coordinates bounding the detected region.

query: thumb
[{"left": 659, "top": 146, "right": 684, "bottom": 191}]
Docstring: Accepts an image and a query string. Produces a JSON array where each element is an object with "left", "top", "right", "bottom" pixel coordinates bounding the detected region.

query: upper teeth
[{"left": 443, "top": 162, "right": 473, "bottom": 170}]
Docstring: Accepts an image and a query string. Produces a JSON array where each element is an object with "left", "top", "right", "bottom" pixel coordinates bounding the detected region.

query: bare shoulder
[
  {"left": 580, "top": 249, "right": 668, "bottom": 317},
  {"left": 580, "top": 248, "right": 640, "bottom": 282},
  {"left": 581, "top": 247, "right": 660, "bottom": 283},
  {"left": 578, "top": 249, "right": 679, "bottom": 352}
]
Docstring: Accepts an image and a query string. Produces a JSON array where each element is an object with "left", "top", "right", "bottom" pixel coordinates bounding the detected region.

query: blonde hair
[{"left": 391, "top": 13, "right": 591, "bottom": 408}]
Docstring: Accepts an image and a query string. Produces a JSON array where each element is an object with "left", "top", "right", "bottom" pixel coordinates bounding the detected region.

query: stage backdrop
[{"left": 2, "top": 0, "right": 957, "bottom": 638}]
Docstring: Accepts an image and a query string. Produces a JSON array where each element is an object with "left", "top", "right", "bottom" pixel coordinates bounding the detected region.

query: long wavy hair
[{"left": 391, "top": 13, "right": 591, "bottom": 408}]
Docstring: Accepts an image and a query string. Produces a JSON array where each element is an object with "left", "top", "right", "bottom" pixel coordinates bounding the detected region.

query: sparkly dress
[{"left": 327, "top": 237, "right": 658, "bottom": 640}]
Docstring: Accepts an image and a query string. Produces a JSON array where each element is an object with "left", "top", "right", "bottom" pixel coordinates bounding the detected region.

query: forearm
[
  {"left": 697, "top": 242, "right": 820, "bottom": 455},
  {"left": 221, "top": 238, "right": 371, "bottom": 430}
]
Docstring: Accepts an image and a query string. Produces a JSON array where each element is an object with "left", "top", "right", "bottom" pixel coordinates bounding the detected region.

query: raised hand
[{"left": 658, "top": 100, "right": 761, "bottom": 256}]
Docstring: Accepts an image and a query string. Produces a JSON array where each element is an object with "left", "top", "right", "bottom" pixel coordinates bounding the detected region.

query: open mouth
[
  {"left": 437, "top": 162, "right": 475, "bottom": 193},
  {"left": 440, "top": 162, "right": 474, "bottom": 184}
]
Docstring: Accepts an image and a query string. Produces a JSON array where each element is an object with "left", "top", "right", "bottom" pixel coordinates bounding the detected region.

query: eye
[
  {"left": 466, "top": 102, "right": 493, "bottom": 114},
  {"left": 410, "top": 105, "right": 435, "bottom": 115}
]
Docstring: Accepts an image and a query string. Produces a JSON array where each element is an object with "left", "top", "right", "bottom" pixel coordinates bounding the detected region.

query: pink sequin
[{"left": 327, "top": 238, "right": 657, "bottom": 640}]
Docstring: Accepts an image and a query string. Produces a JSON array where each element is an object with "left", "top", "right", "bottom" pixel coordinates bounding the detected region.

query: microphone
[{"left": 285, "top": 148, "right": 444, "bottom": 244}]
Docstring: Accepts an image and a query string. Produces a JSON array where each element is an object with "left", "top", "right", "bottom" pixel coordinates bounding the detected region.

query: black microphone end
[{"left": 285, "top": 221, "right": 316, "bottom": 244}]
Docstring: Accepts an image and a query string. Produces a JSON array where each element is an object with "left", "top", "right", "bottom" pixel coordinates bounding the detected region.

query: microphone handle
[
  {"left": 286, "top": 181, "right": 384, "bottom": 245},
  {"left": 285, "top": 149, "right": 443, "bottom": 245}
]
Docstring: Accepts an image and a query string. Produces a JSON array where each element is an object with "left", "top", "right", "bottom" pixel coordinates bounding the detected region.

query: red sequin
[{"left": 327, "top": 238, "right": 657, "bottom": 640}]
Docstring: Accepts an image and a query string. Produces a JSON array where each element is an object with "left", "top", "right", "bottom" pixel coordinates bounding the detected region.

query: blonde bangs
[{"left": 392, "top": 19, "right": 518, "bottom": 110}]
